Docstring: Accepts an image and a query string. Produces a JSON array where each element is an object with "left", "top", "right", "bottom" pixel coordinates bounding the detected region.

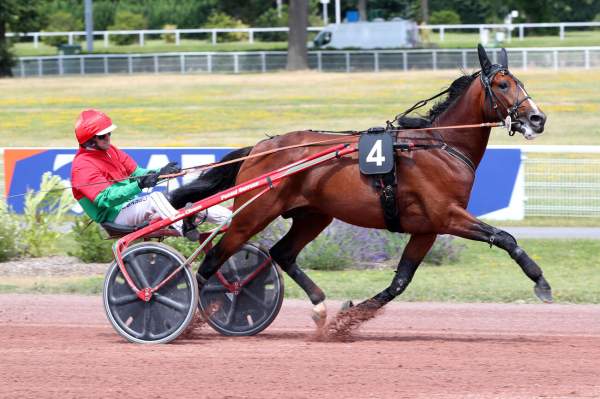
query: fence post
[
  {"left": 374, "top": 52, "right": 379, "bottom": 72},
  {"left": 249, "top": 30, "right": 254, "bottom": 43},
  {"left": 402, "top": 51, "right": 407, "bottom": 71},
  {"left": 261, "top": 52, "right": 266, "bottom": 73},
  {"left": 68, "top": 33, "right": 73, "bottom": 45},
  {"left": 233, "top": 53, "right": 239, "bottom": 73},
  {"left": 80, "top": 57, "right": 84, "bottom": 75},
  {"left": 128, "top": 55, "right": 132, "bottom": 74},
  {"left": 522, "top": 50, "right": 527, "bottom": 70},
  {"left": 559, "top": 24, "right": 565, "bottom": 40},
  {"left": 462, "top": 50, "right": 467, "bottom": 69},
  {"left": 207, "top": 54, "right": 212, "bottom": 73},
  {"left": 317, "top": 52, "right": 322, "bottom": 72},
  {"left": 175, "top": 31, "right": 180, "bottom": 46},
  {"left": 33, "top": 33, "right": 39, "bottom": 48},
  {"left": 345, "top": 52, "right": 350, "bottom": 73},
  {"left": 439, "top": 26, "right": 445, "bottom": 41},
  {"left": 140, "top": 32, "right": 145, "bottom": 46},
  {"left": 553, "top": 50, "right": 558, "bottom": 70},
  {"left": 20, "top": 59, "right": 24, "bottom": 78},
  {"left": 104, "top": 56, "right": 108, "bottom": 74},
  {"left": 180, "top": 54, "right": 185, "bottom": 74},
  {"left": 519, "top": 25, "right": 524, "bottom": 40},
  {"left": 38, "top": 58, "right": 42, "bottom": 76},
  {"left": 153, "top": 55, "right": 158, "bottom": 73},
  {"left": 104, "top": 32, "right": 109, "bottom": 47},
  {"left": 432, "top": 51, "right": 437, "bottom": 70},
  {"left": 211, "top": 30, "right": 217, "bottom": 45},
  {"left": 585, "top": 49, "right": 590, "bottom": 69},
  {"left": 58, "top": 56, "right": 64, "bottom": 75}
]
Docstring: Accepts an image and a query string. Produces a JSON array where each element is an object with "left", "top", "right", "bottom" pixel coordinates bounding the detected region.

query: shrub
[
  {"left": 161, "top": 24, "right": 177, "bottom": 43},
  {"left": 256, "top": 218, "right": 464, "bottom": 270},
  {"left": 108, "top": 10, "right": 147, "bottom": 45},
  {"left": 0, "top": 201, "right": 21, "bottom": 261},
  {"left": 256, "top": 7, "right": 288, "bottom": 42},
  {"left": 21, "top": 172, "right": 75, "bottom": 257},
  {"left": 42, "top": 11, "right": 83, "bottom": 47},
  {"left": 429, "top": 10, "right": 461, "bottom": 25},
  {"left": 203, "top": 12, "right": 248, "bottom": 43},
  {"left": 68, "top": 216, "right": 114, "bottom": 263}
]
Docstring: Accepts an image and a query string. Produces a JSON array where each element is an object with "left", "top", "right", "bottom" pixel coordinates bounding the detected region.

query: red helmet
[{"left": 74, "top": 109, "right": 117, "bottom": 145}]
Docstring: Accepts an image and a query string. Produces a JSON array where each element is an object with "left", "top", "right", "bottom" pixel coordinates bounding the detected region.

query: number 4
[{"left": 366, "top": 139, "right": 385, "bottom": 166}]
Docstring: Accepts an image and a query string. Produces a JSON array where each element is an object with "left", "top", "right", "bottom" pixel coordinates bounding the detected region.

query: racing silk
[{"left": 71, "top": 145, "right": 152, "bottom": 223}]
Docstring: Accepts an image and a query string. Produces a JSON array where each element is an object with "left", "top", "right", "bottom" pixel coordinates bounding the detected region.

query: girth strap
[{"left": 375, "top": 172, "right": 403, "bottom": 233}]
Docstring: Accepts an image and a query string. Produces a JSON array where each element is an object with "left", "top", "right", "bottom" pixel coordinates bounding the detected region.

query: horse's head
[{"left": 477, "top": 44, "right": 546, "bottom": 140}]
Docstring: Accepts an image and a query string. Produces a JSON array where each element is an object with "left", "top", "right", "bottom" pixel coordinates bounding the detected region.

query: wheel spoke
[
  {"left": 150, "top": 259, "right": 177, "bottom": 287},
  {"left": 222, "top": 296, "right": 238, "bottom": 327},
  {"left": 202, "top": 284, "right": 228, "bottom": 294},
  {"left": 142, "top": 302, "right": 151, "bottom": 339},
  {"left": 153, "top": 293, "right": 187, "bottom": 312},
  {"left": 110, "top": 293, "right": 139, "bottom": 306},
  {"left": 225, "top": 257, "right": 242, "bottom": 281},
  {"left": 127, "top": 256, "right": 150, "bottom": 288},
  {"left": 240, "top": 288, "right": 270, "bottom": 312}
]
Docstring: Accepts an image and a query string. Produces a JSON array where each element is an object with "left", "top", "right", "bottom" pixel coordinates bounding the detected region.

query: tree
[
  {"left": 358, "top": 0, "right": 368, "bottom": 21},
  {"left": 287, "top": 0, "right": 309, "bottom": 71},
  {"left": 0, "top": 2, "right": 38, "bottom": 77},
  {"left": 421, "top": 0, "right": 428, "bottom": 22}
]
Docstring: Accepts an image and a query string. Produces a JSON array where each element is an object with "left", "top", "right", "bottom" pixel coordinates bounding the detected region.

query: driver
[{"left": 70, "top": 109, "right": 231, "bottom": 240}]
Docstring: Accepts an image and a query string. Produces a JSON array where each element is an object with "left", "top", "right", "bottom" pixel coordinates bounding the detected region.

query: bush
[
  {"left": 108, "top": 10, "right": 147, "bottom": 45},
  {"left": 256, "top": 219, "right": 464, "bottom": 271},
  {"left": 0, "top": 201, "right": 21, "bottom": 261},
  {"left": 161, "top": 24, "right": 177, "bottom": 43},
  {"left": 42, "top": 11, "right": 83, "bottom": 47},
  {"left": 203, "top": 12, "right": 248, "bottom": 43},
  {"left": 255, "top": 7, "right": 288, "bottom": 42},
  {"left": 429, "top": 10, "right": 461, "bottom": 25},
  {"left": 68, "top": 216, "right": 114, "bottom": 263},
  {"left": 21, "top": 172, "right": 75, "bottom": 257}
]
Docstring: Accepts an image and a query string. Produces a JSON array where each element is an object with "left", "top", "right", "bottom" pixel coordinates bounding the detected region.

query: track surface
[{"left": 1, "top": 295, "right": 600, "bottom": 399}]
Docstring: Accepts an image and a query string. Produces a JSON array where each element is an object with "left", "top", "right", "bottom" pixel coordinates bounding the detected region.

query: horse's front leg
[
  {"left": 445, "top": 206, "right": 552, "bottom": 303},
  {"left": 329, "top": 233, "right": 437, "bottom": 336}
]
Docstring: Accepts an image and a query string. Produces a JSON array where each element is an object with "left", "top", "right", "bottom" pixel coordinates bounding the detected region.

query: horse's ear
[
  {"left": 477, "top": 44, "right": 492, "bottom": 75},
  {"left": 499, "top": 48, "right": 509, "bottom": 69}
]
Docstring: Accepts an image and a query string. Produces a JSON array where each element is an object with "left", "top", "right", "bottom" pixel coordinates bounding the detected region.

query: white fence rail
[
  {"left": 7, "top": 21, "right": 600, "bottom": 48},
  {"left": 13, "top": 47, "right": 600, "bottom": 77}
]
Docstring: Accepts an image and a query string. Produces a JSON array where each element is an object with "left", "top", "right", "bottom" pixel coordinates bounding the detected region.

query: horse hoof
[
  {"left": 341, "top": 300, "right": 354, "bottom": 311},
  {"left": 534, "top": 285, "right": 553, "bottom": 303},
  {"left": 311, "top": 302, "right": 327, "bottom": 328}
]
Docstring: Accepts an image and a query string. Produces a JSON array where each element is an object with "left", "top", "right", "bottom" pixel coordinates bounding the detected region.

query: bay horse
[{"left": 169, "top": 45, "right": 551, "bottom": 329}]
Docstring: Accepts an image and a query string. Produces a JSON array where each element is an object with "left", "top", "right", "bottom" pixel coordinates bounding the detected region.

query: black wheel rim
[
  {"left": 200, "top": 244, "right": 282, "bottom": 335},
  {"left": 106, "top": 246, "right": 193, "bottom": 342}
]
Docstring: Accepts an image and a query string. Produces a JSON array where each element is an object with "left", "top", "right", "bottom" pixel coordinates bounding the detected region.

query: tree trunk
[
  {"left": 358, "top": 0, "right": 367, "bottom": 22},
  {"left": 286, "top": 0, "right": 309, "bottom": 71},
  {"left": 421, "top": 0, "right": 429, "bottom": 23},
  {"left": 0, "top": 20, "right": 13, "bottom": 77}
]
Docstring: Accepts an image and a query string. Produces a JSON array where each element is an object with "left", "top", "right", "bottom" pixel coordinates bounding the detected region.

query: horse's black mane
[{"left": 397, "top": 73, "right": 477, "bottom": 129}]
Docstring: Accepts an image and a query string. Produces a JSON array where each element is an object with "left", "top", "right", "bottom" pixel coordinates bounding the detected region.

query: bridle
[{"left": 479, "top": 66, "right": 532, "bottom": 136}]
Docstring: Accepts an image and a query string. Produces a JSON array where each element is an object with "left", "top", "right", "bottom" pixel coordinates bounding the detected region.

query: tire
[
  {"left": 199, "top": 243, "right": 284, "bottom": 336},
  {"left": 103, "top": 242, "right": 199, "bottom": 344}
]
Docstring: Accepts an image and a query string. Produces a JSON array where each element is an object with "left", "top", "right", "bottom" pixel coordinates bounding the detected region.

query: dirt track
[{"left": 1, "top": 295, "right": 600, "bottom": 399}]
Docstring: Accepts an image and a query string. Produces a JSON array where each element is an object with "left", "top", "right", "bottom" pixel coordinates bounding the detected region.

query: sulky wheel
[
  {"left": 103, "top": 242, "right": 198, "bottom": 344},
  {"left": 199, "top": 243, "right": 284, "bottom": 336}
]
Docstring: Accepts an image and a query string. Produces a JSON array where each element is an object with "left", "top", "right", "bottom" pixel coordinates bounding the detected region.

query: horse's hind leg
[
  {"left": 446, "top": 206, "right": 552, "bottom": 302},
  {"left": 269, "top": 210, "right": 333, "bottom": 326},
  {"left": 330, "top": 233, "right": 436, "bottom": 336}
]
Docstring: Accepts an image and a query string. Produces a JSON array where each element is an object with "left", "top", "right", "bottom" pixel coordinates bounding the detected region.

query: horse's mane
[{"left": 426, "top": 74, "right": 477, "bottom": 122}]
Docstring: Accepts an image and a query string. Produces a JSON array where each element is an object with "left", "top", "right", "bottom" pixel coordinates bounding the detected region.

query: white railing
[
  {"left": 13, "top": 47, "right": 600, "bottom": 77},
  {"left": 6, "top": 21, "right": 600, "bottom": 48}
]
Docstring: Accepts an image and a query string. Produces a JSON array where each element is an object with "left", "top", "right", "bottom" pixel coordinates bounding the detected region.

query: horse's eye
[{"left": 499, "top": 81, "right": 509, "bottom": 90}]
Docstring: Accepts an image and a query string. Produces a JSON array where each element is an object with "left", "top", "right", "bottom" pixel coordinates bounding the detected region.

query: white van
[{"left": 313, "top": 20, "right": 419, "bottom": 49}]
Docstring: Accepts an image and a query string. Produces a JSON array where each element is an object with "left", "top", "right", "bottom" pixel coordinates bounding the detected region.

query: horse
[{"left": 169, "top": 45, "right": 550, "bottom": 331}]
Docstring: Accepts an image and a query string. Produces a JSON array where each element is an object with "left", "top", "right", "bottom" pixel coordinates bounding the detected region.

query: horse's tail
[{"left": 168, "top": 146, "right": 253, "bottom": 209}]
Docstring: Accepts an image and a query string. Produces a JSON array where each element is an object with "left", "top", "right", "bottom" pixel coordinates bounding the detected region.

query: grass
[
  {"left": 1, "top": 239, "right": 599, "bottom": 303},
  {"left": 1, "top": 69, "right": 599, "bottom": 147},
  {"left": 11, "top": 30, "right": 600, "bottom": 57}
]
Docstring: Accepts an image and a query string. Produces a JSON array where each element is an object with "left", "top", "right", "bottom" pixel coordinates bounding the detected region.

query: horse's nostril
[{"left": 529, "top": 114, "right": 544, "bottom": 125}]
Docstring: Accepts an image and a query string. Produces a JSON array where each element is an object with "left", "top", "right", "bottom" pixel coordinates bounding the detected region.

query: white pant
[{"left": 114, "top": 192, "right": 232, "bottom": 234}]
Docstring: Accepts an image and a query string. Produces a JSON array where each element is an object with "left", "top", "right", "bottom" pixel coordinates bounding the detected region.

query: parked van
[{"left": 313, "top": 20, "right": 419, "bottom": 49}]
